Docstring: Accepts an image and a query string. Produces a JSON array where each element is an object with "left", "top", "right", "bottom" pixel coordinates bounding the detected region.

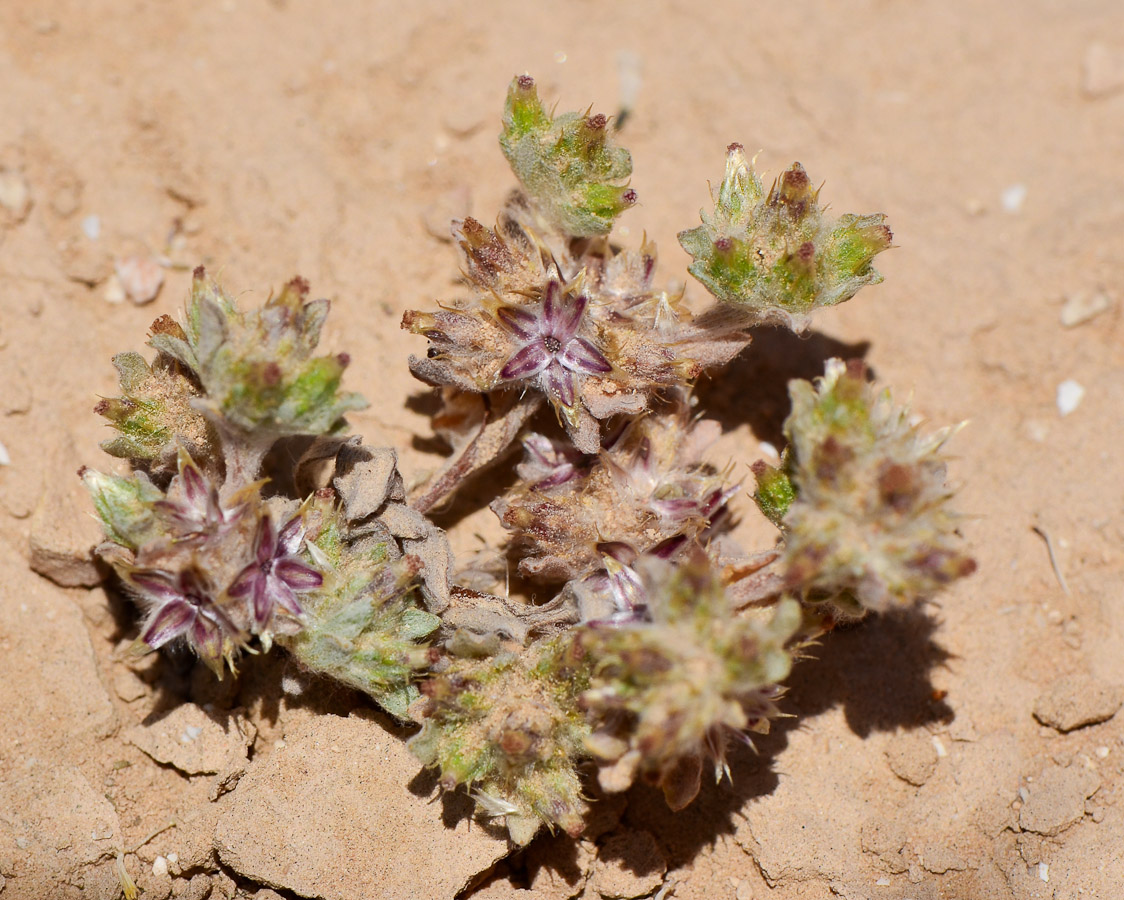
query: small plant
[{"left": 83, "top": 76, "right": 973, "bottom": 844}]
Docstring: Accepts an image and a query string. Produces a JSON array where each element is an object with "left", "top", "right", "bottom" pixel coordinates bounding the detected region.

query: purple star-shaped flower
[
  {"left": 227, "top": 514, "right": 322, "bottom": 632},
  {"left": 154, "top": 454, "right": 242, "bottom": 543},
  {"left": 129, "top": 567, "right": 241, "bottom": 668},
  {"left": 497, "top": 279, "right": 612, "bottom": 408}
]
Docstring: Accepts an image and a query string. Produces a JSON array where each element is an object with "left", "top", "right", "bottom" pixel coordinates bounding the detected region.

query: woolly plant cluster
[{"left": 83, "top": 76, "right": 973, "bottom": 844}]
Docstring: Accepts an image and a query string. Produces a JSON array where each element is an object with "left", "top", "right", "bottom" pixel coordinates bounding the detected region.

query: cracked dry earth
[{"left": 2, "top": 1, "right": 1124, "bottom": 898}]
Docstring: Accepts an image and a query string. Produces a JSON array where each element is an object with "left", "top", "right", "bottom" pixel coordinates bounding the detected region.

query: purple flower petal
[
  {"left": 549, "top": 293, "right": 587, "bottom": 342},
  {"left": 605, "top": 559, "right": 646, "bottom": 612},
  {"left": 560, "top": 337, "right": 612, "bottom": 375},
  {"left": 596, "top": 541, "right": 638, "bottom": 565},
  {"left": 141, "top": 600, "right": 195, "bottom": 648},
  {"left": 129, "top": 570, "right": 182, "bottom": 604},
  {"left": 269, "top": 578, "right": 305, "bottom": 618},
  {"left": 653, "top": 497, "right": 700, "bottom": 521},
  {"left": 181, "top": 460, "right": 208, "bottom": 508},
  {"left": 277, "top": 516, "right": 304, "bottom": 555},
  {"left": 252, "top": 577, "right": 271, "bottom": 629},
  {"left": 523, "top": 433, "right": 556, "bottom": 467},
  {"left": 500, "top": 341, "right": 551, "bottom": 380},
  {"left": 227, "top": 565, "right": 258, "bottom": 599},
  {"left": 541, "top": 279, "right": 560, "bottom": 329},
  {"left": 255, "top": 515, "right": 278, "bottom": 564},
  {"left": 651, "top": 534, "right": 688, "bottom": 559},
  {"left": 544, "top": 361, "right": 575, "bottom": 407},
  {"left": 533, "top": 466, "right": 578, "bottom": 491},
  {"left": 191, "top": 614, "right": 223, "bottom": 662},
  {"left": 274, "top": 558, "right": 323, "bottom": 590},
  {"left": 495, "top": 306, "right": 538, "bottom": 340}
]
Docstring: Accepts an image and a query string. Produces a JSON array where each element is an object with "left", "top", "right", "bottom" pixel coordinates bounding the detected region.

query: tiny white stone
[
  {"left": 1096, "top": 745, "right": 1110, "bottom": 759},
  {"left": 281, "top": 673, "right": 306, "bottom": 696},
  {"left": 179, "top": 725, "right": 203, "bottom": 744},
  {"left": 876, "top": 877, "right": 892, "bottom": 886},
  {"left": 81, "top": 214, "right": 101, "bottom": 239},
  {"left": 152, "top": 856, "right": 168, "bottom": 877},
  {"left": 1060, "top": 291, "right": 1112, "bottom": 327},
  {"left": 0, "top": 170, "right": 31, "bottom": 220},
  {"left": 1000, "top": 183, "right": 1027, "bottom": 213},
  {"left": 114, "top": 256, "right": 165, "bottom": 305},
  {"left": 0, "top": 440, "right": 9, "bottom": 466},
  {"left": 103, "top": 275, "right": 126, "bottom": 304},
  {"left": 1056, "top": 379, "right": 1085, "bottom": 416},
  {"left": 1038, "top": 862, "right": 1049, "bottom": 883},
  {"left": 275, "top": 739, "right": 286, "bottom": 749},
  {"left": 932, "top": 736, "right": 948, "bottom": 758}
]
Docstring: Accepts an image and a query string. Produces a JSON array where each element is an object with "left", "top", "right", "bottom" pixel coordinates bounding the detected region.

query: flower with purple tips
[
  {"left": 128, "top": 567, "right": 242, "bottom": 673},
  {"left": 497, "top": 279, "right": 612, "bottom": 408},
  {"left": 154, "top": 451, "right": 243, "bottom": 543},
  {"left": 228, "top": 514, "right": 322, "bottom": 633}
]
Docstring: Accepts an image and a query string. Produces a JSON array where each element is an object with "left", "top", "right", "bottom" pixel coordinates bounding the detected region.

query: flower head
[
  {"left": 497, "top": 279, "right": 611, "bottom": 409},
  {"left": 228, "top": 514, "right": 322, "bottom": 635},
  {"left": 127, "top": 567, "right": 243, "bottom": 675},
  {"left": 153, "top": 449, "right": 243, "bottom": 543}
]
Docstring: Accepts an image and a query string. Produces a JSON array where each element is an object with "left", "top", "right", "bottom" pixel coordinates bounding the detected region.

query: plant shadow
[
  {"left": 697, "top": 326, "right": 871, "bottom": 446},
  {"left": 480, "top": 603, "right": 953, "bottom": 890}
]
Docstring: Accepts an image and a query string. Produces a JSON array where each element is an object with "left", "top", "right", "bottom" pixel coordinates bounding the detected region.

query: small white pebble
[
  {"left": 1000, "top": 183, "right": 1027, "bottom": 213},
  {"left": 114, "top": 256, "right": 165, "bottom": 305},
  {"left": 1056, "top": 379, "right": 1085, "bottom": 416},
  {"left": 281, "top": 673, "right": 306, "bottom": 696},
  {"left": 103, "top": 275, "right": 126, "bottom": 304},
  {"left": 0, "top": 440, "right": 9, "bottom": 466},
  {"left": 151, "top": 856, "right": 168, "bottom": 877},
  {"left": 179, "top": 725, "right": 203, "bottom": 744},
  {"left": 1060, "top": 291, "right": 1112, "bottom": 327},
  {"left": 1038, "top": 862, "right": 1049, "bottom": 883},
  {"left": 932, "top": 736, "right": 948, "bottom": 758},
  {"left": 553, "top": 51, "right": 567, "bottom": 63},
  {"left": 758, "top": 441, "right": 779, "bottom": 460},
  {"left": 275, "top": 739, "right": 286, "bottom": 750},
  {"left": 1018, "top": 786, "right": 1030, "bottom": 803},
  {"left": 1096, "top": 746, "right": 1110, "bottom": 758},
  {"left": 875, "top": 877, "right": 892, "bottom": 886},
  {"left": 0, "top": 170, "right": 32, "bottom": 220},
  {"left": 81, "top": 214, "right": 101, "bottom": 239}
]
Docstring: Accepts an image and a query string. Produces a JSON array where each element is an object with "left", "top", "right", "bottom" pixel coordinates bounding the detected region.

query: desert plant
[{"left": 83, "top": 75, "right": 973, "bottom": 844}]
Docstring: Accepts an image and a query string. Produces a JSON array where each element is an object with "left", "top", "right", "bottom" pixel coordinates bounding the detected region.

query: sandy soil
[{"left": 2, "top": 1, "right": 1123, "bottom": 898}]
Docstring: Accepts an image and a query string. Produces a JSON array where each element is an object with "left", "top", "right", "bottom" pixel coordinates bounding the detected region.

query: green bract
[
  {"left": 678, "top": 144, "right": 893, "bottom": 328},
  {"left": 153, "top": 269, "right": 367, "bottom": 438},
  {"left": 500, "top": 74, "right": 636, "bottom": 238},
  {"left": 779, "top": 359, "right": 976, "bottom": 612}
]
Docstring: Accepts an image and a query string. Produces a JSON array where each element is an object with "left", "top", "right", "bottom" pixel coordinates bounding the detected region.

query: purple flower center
[{"left": 496, "top": 279, "right": 612, "bottom": 408}]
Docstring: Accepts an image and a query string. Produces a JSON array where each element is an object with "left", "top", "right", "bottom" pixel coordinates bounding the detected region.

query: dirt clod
[
  {"left": 213, "top": 714, "right": 509, "bottom": 900},
  {"left": 125, "top": 704, "right": 255, "bottom": 776},
  {"left": 885, "top": 731, "right": 939, "bottom": 786},
  {"left": 1033, "top": 674, "right": 1123, "bottom": 732},
  {"left": 1018, "top": 763, "right": 1100, "bottom": 836},
  {"left": 591, "top": 831, "right": 666, "bottom": 900}
]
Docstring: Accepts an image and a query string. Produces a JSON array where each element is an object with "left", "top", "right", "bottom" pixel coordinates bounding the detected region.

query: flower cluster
[
  {"left": 85, "top": 276, "right": 440, "bottom": 695},
  {"left": 678, "top": 144, "right": 894, "bottom": 329},
  {"left": 80, "top": 76, "right": 975, "bottom": 847}
]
